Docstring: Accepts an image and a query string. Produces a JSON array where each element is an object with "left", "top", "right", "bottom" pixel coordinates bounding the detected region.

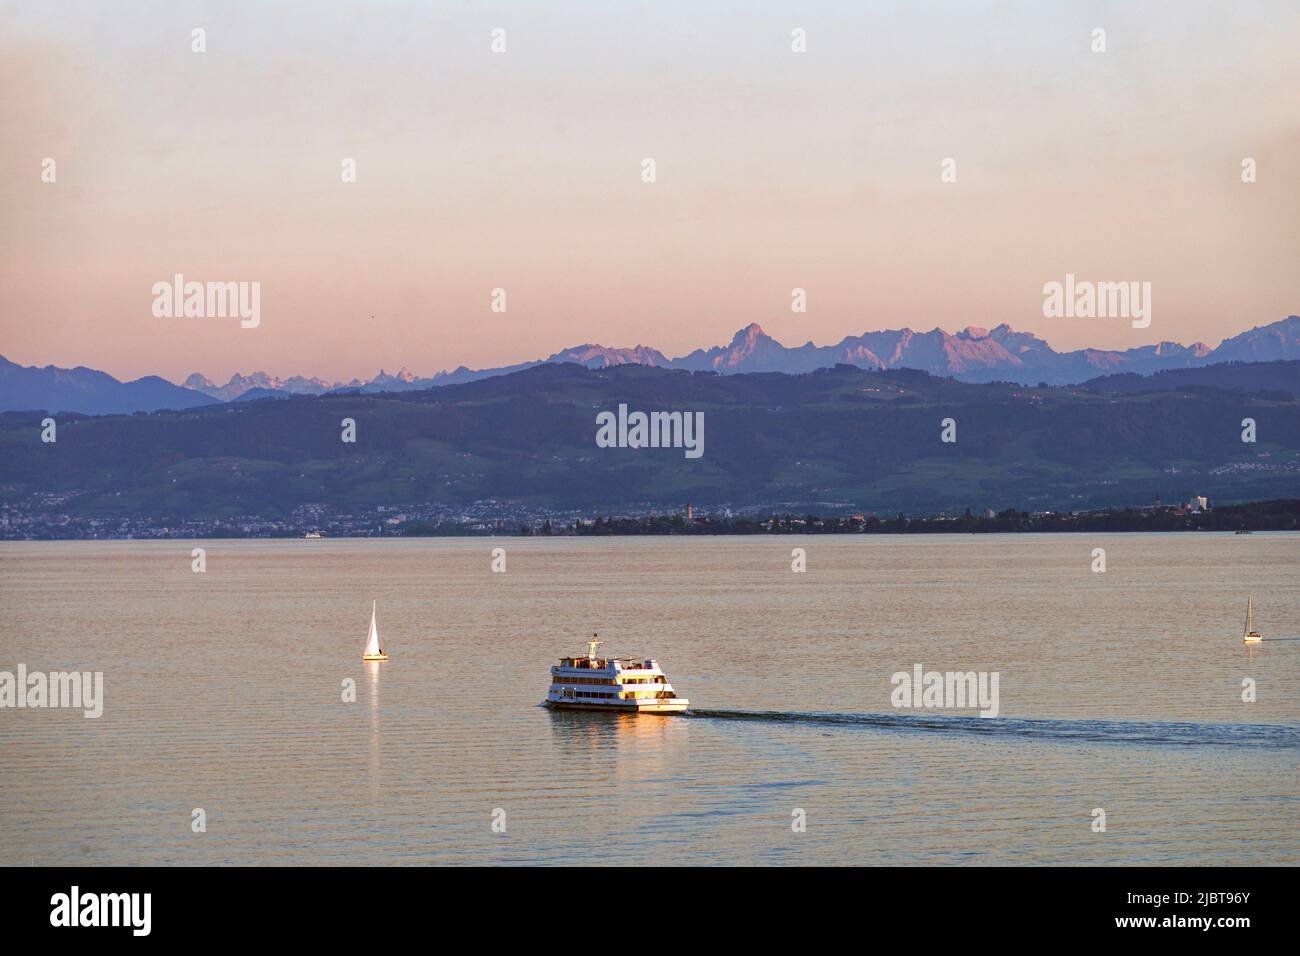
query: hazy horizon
[{"left": 3, "top": 0, "right": 1298, "bottom": 383}]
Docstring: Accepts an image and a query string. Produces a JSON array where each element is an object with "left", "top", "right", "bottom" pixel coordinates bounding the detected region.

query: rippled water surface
[{"left": 1, "top": 534, "right": 1297, "bottom": 865}]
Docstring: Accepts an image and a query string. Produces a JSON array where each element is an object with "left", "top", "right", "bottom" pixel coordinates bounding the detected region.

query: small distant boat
[
  {"left": 1234, "top": 529, "right": 1253, "bottom": 535},
  {"left": 304, "top": 531, "right": 322, "bottom": 538},
  {"left": 1243, "top": 594, "right": 1263, "bottom": 644},
  {"left": 362, "top": 600, "right": 389, "bottom": 661},
  {"left": 544, "top": 634, "right": 688, "bottom": 713}
]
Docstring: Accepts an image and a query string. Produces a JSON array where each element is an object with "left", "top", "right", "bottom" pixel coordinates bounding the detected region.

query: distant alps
[
  {"left": 180, "top": 314, "right": 1300, "bottom": 397},
  {"left": 3, "top": 314, "right": 1298, "bottom": 414}
]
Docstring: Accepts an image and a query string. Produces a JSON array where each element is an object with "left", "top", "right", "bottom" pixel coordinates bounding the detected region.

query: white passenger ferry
[{"left": 545, "top": 635, "right": 689, "bottom": 713}]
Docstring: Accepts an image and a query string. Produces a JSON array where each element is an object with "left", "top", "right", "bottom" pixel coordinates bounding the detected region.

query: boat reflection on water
[
  {"left": 366, "top": 658, "right": 382, "bottom": 789},
  {"left": 545, "top": 707, "right": 688, "bottom": 783}
]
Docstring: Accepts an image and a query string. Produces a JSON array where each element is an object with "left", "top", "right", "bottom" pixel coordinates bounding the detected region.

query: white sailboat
[
  {"left": 363, "top": 600, "right": 389, "bottom": 661},
  {"left": 1243, "top": 594, "right": 1263, "bottom": 644}
]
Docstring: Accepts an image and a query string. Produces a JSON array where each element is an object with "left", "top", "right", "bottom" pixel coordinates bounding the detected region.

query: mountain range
[
  {"left": 0, "top": 355, "right": 214, "bottom": 416},
  {"left": 190, "top": 314, "right": 1300, "bottom": 399},
  {"left": 3, "top": 315, "right": 1298, "bottom": 414},
  {"left": 4, "top": 359, "right": 1298, "bottom": 525}
]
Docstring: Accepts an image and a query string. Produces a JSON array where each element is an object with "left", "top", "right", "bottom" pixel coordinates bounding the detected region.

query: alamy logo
[
  {"left": 1042, "top": 273, "right": 1151, "bottom": 329},
  {"left": 0, "top": 665, "right": 103, "bottom": 718},
  {"left": 50, "top": 886, "right": 151, "bottom": 936},
  {"left": 151, "top": 273, "right": 260, "bottom": 328},
  {"left": 596, "top": 404, "right": 704, "bottom": 459},
  {"left": 890, "top": 664, "right": 999, "bottom": 718}
]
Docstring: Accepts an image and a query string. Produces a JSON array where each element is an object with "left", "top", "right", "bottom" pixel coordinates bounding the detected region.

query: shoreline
[
  {"left": 5, "top": 528, "right": 1299, "bottom": 543},
  {"left": 5, "top": 498, "right": 1297, "bottom": 541}
]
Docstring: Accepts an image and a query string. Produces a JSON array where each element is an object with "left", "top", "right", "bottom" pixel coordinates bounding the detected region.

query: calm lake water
[{"left": 1, "top": 534, "right": 1297, "bottom": 865}]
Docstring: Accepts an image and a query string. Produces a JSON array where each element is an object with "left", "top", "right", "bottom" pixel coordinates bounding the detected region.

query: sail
[
  {"left": 364, "top": 601, "right": 381, "bottom": 656},
  {"left": 1245, "top": 594, "right": 1253, "bottom": 637}
]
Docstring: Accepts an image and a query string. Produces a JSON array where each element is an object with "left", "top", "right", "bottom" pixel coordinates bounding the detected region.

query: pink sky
[{"left": 2, "top": 1, "right": 1298, "bottom": 384}]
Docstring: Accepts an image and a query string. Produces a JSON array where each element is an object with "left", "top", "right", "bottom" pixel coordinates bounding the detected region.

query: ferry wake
[{"left": 544, "top": 635, "right": 689, "bottom": 713}]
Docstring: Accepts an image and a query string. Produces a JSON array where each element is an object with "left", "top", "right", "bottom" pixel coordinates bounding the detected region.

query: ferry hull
[{"left": 544, "top": 700, "right": 689, "bottom": 714}]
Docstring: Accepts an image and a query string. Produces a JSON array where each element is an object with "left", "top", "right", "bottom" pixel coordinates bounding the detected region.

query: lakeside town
[{"left": 2, "top": 491, "right": 1296, "bottom": 539}]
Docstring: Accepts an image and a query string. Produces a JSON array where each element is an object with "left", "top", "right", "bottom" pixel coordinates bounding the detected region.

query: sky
[{"left": 1, "top": 0, "right": 1298, "bottom": 384}]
